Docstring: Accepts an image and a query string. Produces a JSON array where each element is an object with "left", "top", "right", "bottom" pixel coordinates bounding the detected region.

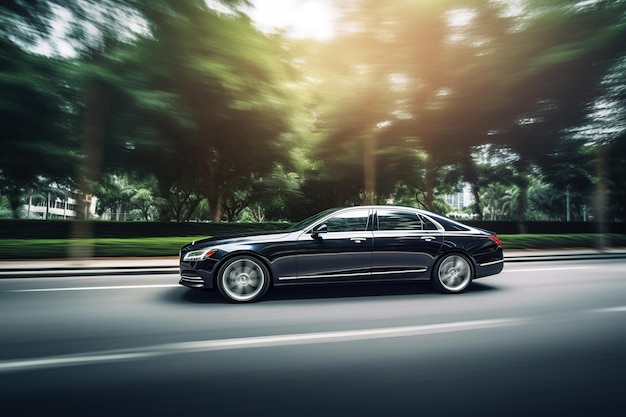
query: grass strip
[
  {"left": 0, "top": 237, "right": 205, "bottom": 259},
  {"left": 499, "top": 233, "right": 626, "bottom": 249}
]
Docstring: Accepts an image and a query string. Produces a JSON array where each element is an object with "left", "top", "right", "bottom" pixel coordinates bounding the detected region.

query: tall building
[{"left": 444, "top": 184, "right": 475, "bottom": 214}]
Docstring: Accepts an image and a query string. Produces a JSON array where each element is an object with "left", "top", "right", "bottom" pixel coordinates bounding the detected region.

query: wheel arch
[
  {"left": 213, "top": 250, "right": 275, "bottom": 288},
  {"left": 432, "top": 249, "right": 477, "bottom": 279},
  {"left": 431, "top": 250, "right": 476, "bottom": 294}
]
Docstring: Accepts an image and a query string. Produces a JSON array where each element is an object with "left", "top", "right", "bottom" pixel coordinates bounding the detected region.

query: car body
[{"left": 179, "top": 205, "right": 504, "bottom": 303}]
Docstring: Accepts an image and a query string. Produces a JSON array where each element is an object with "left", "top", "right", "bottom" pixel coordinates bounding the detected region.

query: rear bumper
[{"left": 474, "top": 258, "right": 504, "bottom": 279}]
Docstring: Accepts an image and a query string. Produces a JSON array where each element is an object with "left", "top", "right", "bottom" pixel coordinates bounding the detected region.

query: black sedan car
[{"left": 179, "top": 206, "right": 503, "bottom": 303}]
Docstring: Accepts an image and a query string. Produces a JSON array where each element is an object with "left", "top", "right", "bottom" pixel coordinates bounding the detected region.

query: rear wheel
[
  {"left": 432, "top": 254, "right": 473, "bottom": 293},
  {"left": 217, "top": 256, "right": 270, "bottom": 303}
]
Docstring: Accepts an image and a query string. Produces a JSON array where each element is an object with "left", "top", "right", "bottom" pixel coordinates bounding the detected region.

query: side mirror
[{"left": 311, "top": 223, "right": 327, "bottom": 238}]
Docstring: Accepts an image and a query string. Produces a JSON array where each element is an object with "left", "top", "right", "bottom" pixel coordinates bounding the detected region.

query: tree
[
  {"left": 0, "top": 37, "right": 78, "bottom": 218},
  {"left": 485, "top": 0, "right": 626, "bottom": 225},
  {"left": 107, "top": 1, "right": 298, "bottom": 222},
  {"left": 481, "top": 183, "right": 508, "bottom": 221},
  {"left": 573, "top": 50, "right": 626, "bottom": 237}
]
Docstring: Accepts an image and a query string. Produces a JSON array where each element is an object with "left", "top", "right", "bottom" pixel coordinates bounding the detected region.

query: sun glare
[{"left": 248, "top": 0, "right": 337, "bottom": 40}]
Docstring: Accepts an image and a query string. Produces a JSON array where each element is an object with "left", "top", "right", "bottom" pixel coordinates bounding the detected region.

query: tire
[
  {"left": 216, "top": 256, "right": 270, "bottom": 303},
  {"left": 432, "top": 254, "right": 473, "bottom": 294}
]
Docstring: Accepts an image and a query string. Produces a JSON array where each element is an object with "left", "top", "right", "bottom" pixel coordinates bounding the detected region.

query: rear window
[
  {"left": 427, "top": 214, "right": 470, "bottom": 231},
  {"left": 377, "top": 210, "right": 423, "bottom": 231},
  {"left": 418, "top": 214, "right": 440, "bottom": 231}
]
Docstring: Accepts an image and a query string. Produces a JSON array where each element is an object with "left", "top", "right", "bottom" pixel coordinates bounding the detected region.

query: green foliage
[
  {"left": 0, "top": 38, "right": 79, "bottom": 217},
  {"left": 0, "top": 237, "right": 200, "bottom": 259},
  {"left": 500, "top": 234, "right": 626, "bottom": 250},
  {"left": 1, "top": 0, "right": 626, "bottom": 224},
  {"left": 93, "top": 173, "right": 163, "bottom": 221},
  {"left": 121, "top": 2, "right": 299, "bottom": 222}
]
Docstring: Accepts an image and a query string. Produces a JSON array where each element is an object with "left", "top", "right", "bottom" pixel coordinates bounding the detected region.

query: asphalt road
[{"left": 1, "top": 259, "right": 625, "bottom": 417}]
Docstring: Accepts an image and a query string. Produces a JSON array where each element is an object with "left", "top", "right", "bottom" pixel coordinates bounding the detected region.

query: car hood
[{"left": 184, "top": 231, "right": 294, "bottom": 250}]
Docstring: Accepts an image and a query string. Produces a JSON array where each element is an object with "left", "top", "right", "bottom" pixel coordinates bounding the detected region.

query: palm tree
[{"left": 481, "top": 183, "right": 509, "bottom": 220}]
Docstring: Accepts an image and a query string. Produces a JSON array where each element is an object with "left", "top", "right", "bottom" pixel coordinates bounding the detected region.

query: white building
[
  {"left": 23, "top": 189, "right": 98, "bottom": 220},
  {"left": 444, "top": 184, "right": 475, "bottom": 218}
]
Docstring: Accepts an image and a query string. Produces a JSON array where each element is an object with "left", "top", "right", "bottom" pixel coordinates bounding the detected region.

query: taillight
[{"left": 489, "top": 235, "right": 503, "bottom": 248}]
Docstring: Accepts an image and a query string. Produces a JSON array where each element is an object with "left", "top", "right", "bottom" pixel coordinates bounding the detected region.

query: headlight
[{"left": 183, "top": 248, "right": 217, "bottom": 262}]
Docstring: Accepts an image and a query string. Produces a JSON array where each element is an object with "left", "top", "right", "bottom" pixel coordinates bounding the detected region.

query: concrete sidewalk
[
  {"left": 0, "top": 257, "right": 179, "bottom": 278},
  {"left": 1, "top": 249, "right": 625, "bottom": 278},
  {"left": 504, "top": 248, "right": 626, "bottom": 262}
]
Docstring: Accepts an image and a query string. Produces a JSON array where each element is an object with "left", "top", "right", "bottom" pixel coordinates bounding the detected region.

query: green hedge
[
  {"left": 499, "top": 233, "right": 626, "bottom": 249},
  {"left": 0, "top": 233, "right": 624, "bottom": 260},
  {"left": 0, "top": 237, "right": 203, "bottom": 259},
  {"left": 0, "top": 220, "right": 291, "bottom": 239}
]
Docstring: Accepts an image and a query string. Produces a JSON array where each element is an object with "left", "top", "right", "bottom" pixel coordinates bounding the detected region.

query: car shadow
[
  {"left": 163, "top": 280, "right": 498, "bottom": 305},
  {"left": 265, "top": 281, "right": 498, "bottom": 302},
  {"left": 161, "top": 287, "right": 223, "bottom": 304}
]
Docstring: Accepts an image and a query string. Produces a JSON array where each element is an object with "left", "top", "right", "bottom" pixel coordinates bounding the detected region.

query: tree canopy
[{"left": 1, "top": 0, "right": 625, "bottom": 223}]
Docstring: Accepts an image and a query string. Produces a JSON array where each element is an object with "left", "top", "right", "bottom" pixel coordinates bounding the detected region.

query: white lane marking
[
  {"left": 0, "top": 318, "right": 524, "bottom": 373},
  {"left": 591, "top": 306, "right": 626, "bottom": 313},
  {"left": 504, "top": 267, "right": 592, "bottom": 273},
  {"left": 8, "top": 284, "right": 179, "bottom": 293}
]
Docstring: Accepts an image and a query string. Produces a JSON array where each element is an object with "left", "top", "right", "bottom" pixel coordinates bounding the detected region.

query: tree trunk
[
  {"left": 463, "top": 152, "right": 483, "bottom": 220},
  {"left": 423, "top": 158, "right": 435, "bottom": 211},
  {"left": 205, "top": 176, "right": 224, "bottom": 222},
  {"left": 70, "top": 79, "right": 108, "bottom": 258},
  {"left": 471, "top": 185, "right": 483, "bottom": 221},
  {"left": 157, "top": 179, "right": 175, "bottom": 222},
  {"left": 363, "top": 132, "right": 377, "bottom": 205},
  {"left": 594, "top": 145, "right": 608, "bottom": 250},
  {"left": 514, "top": 160, "right": 529, "bottom": 234},
  {"left": 209, "top": 192, "right": 223, "bottom": 222},
  {"left": 203, "top": 163, "right": 250, "bottom": 223},
  {"left": 7, "top": 187, "right": 22, "bottom": 219}
]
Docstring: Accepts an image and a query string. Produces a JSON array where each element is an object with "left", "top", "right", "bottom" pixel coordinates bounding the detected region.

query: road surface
[{"left": 1, "top": 259, "right": 624, "bottom": 416}]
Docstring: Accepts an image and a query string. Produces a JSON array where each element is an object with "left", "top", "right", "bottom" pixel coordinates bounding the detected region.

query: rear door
[{"left": 371, "top": 208, "right": 443, "bottom": 280}]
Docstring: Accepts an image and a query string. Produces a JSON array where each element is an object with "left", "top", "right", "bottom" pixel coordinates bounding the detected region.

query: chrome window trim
[
  {"left": 304, "top": 207, "right": 374, "bottom": 234},
  {"left": 279, "top": 268, "right": 428, "bottom": 281}
]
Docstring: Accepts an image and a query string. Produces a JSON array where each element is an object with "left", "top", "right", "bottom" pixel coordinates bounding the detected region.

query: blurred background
[
  {"left": 1, "top": 0, "right": 625, "bottom": 255},
  {"left": 1, "top": 5, "right": 625, "bottom": 415}
]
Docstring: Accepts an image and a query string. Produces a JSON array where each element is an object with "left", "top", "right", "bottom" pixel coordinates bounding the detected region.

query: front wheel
[
  {"left": 432, "top": 254, "right": 473, "bottom": 294},
  {"left": 217, "top": 256, "right": 270, "bottom": 303}
]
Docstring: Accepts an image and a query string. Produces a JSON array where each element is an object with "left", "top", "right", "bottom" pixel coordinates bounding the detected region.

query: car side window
[
  {"left": 418, "top": 214, "right": 439, "bottom": 231},
  {"left": 325, "top": 209, "right": 370, "bottom": 232},
  {"left": 377, "top": 210, "right": 423, "bottom": 231}
]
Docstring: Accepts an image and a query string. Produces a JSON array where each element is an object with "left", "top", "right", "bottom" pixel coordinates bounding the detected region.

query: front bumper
[
  {"left": 179, "top": 270, "right": 208, "bottom": 288},
  {"left": 179, "top": 258, "right": 218, "bottom": 289}
]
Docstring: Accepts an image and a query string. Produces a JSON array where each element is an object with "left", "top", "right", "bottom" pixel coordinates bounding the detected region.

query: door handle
[
  {"left": 351, "top": 237, "right": 367, "bottom": 243},
  {"left": 421, "top": 236, "right": 436, "bottom": 241}
]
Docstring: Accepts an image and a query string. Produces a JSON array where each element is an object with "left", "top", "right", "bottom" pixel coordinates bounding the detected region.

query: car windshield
[{"left": 284, "top": 208, "right": 339, "bottom": 232}]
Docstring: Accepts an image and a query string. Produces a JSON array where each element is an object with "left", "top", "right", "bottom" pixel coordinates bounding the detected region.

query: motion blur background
[
  {"left": 2, "top": 4, "right": 626, "bottom": 415},
  {"left": 1, "top": 0, "right": 625, "bottom": 250}
]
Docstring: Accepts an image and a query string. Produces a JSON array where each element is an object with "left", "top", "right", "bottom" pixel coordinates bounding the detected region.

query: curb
[
  {"left": 0, "top": 266, "right": 179, "bottom": 279},
  {"left": 504, "top": 252, "right": 626, "bottom": 263}
]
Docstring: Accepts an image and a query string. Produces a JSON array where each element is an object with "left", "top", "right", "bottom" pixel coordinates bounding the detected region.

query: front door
[{"left": 295, "top": 208, "right": 373, "bottom": 282}]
